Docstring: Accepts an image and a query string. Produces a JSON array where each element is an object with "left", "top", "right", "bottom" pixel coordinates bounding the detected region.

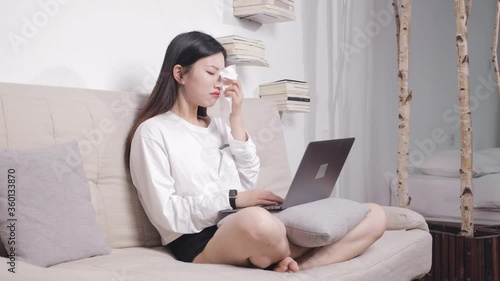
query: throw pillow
[
  {"left": 271, "top": 198, "right": 370, "bottom": 247},
  {"left": 218, "top": 198, "right": 370, "bottom": 248},
  {"left": 419, "top": 149, "right": 500, "bottom": 178},
  {"left": 0, "top": 141, "right": 111, "bottom": 267}
]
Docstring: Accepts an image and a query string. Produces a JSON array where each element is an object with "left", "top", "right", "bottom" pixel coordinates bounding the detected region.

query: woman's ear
[{"left": 173, "top": 64, "right": 184, "bottom": 84}]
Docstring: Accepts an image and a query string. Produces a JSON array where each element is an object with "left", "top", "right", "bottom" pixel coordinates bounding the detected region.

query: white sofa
[{"left": 0, "top": 82, "right": 432, "bottom": 281}]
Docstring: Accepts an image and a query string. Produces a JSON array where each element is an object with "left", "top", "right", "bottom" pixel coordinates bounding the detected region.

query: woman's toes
[{"left": 273, "top": 257, "right": 299, "bottom": 273}]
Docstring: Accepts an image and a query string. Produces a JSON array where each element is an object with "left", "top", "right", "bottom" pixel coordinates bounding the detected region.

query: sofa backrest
[{"left": 0, "top": 82, "right": 292, "bottom": 249}]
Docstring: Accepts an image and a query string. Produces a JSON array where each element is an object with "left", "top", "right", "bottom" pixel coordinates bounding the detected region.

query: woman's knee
[
  {"left": 229, "top": 207, "right": 290, "bottom": 268},
  {"left": 232, "top": 207, "right": 287, "bottom": 243},
  {"left": 364, "top": 203, "right": 387, "bottom": 239}
]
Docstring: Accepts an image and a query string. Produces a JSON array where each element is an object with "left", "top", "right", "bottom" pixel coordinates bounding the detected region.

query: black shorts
[{"left": 166, "top": 225, "right": 218, "bottom": 262}]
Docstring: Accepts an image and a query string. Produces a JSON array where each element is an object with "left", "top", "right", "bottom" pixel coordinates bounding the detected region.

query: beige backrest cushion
[
  {"left": 0, "top": 83, "right": 159, "bottom": 249},
  {"left": 0, "top": 82, "right": 291, "bottom": 249}
]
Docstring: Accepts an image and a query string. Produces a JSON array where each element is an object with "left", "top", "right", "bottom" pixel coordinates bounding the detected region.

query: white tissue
[
  {"left": 219, "top": 65, "right": 238, "bottom": 136},
  {"left": 221, "top": 65, "right": 238, "bottom": 84}
]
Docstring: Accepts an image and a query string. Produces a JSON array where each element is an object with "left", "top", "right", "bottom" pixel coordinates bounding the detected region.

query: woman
[{"left": 126, "top": 31, "right": 387, "bottom": 273}]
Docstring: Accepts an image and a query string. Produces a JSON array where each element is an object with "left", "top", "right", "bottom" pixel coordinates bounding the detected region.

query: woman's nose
[{"left": 215, "top": 75, "right": 222, "bottom": 88}]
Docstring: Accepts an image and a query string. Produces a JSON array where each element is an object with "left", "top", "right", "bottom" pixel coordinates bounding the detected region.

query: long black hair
[{"left": 125, "top": 31, "right": 227, "bottom": 165}]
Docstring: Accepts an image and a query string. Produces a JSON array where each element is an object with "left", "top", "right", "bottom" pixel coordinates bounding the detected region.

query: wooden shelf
[{"left": 233, "top": 0, "right": 295, "bottom": 24}]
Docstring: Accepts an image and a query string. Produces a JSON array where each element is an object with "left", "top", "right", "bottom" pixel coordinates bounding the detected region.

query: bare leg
[
  {"left": 296, "top": 203, "right": 387, "bottom": 270},
  {"left": 193, "top": 207, "right": 297, "bottom": 271}
]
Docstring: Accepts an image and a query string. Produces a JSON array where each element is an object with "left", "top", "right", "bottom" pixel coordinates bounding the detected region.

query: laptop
[{"left": 220, "top": 137, "right": 355, "bottom": 213}]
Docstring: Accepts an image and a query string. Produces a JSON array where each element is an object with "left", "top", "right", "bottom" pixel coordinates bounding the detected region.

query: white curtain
[{"left": 302, "top": 0, "right": 379, "bottom": 203}]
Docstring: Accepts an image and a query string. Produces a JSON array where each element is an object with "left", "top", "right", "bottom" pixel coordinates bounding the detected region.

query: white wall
[
  {"left": 0, "top": 0, "right": 308, "bottom": 174},
  {"left": 371, "top": 0, "right": 500, "bottom": 204}
]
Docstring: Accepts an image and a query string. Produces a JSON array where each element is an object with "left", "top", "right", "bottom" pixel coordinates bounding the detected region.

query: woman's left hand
[{"left": 223, "top": 79, "right": 247, "bottom": 142}]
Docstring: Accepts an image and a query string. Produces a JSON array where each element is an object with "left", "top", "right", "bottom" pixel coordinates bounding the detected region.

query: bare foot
[{"left": 273, "top": 257, "right": 299, "bottom": 273}]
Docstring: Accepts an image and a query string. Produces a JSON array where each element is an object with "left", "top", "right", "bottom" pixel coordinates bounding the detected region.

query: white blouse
[{"left": 129, "top": 111, "right": 260, "bottom": 245}]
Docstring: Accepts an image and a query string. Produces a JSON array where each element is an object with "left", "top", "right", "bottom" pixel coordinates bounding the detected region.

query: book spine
[
  {"left": 225, "top": 48, "right": 265, "bottom": 58},
  {"left": 260, "top": 88, "right": 309, "bottom": 96},
  {"left": 286, "top": 97, "right": 310, "bottom": 102},
  {"left": 260, "top": 95, "right": 310, "bottom": 101}
]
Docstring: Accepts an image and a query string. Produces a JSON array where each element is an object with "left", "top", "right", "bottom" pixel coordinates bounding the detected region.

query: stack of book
[
  {"left": 216, "top": 35, "right": 269, "bottom": 67},
  {"left": 233, "top": 0, "right": 295, "bottom": 24},
  {"left": 259, "top": 79, "right": 310, "bottom": 112}
]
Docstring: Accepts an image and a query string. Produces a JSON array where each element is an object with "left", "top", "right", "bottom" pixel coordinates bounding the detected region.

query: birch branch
[
  {"left": 396, "top": 0, "right": 413, "bottom": 208},
  {"left": 465, "top": 0, "right": 472, "bottom": 19},
  {"left": 493, "top": 0, "right": 500, "bottom": 97},
  {"left": 455, "top": 0, "right": 474, "bottom": 237}
]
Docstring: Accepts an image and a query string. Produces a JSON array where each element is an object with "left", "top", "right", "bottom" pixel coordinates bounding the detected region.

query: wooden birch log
[
  {"left": 455, "top": 0, "right": 474, "bottom": 237},
  {"left": 395, "top": 0, "right": 413, "bottom": 208},
  {"left": 493, "top": 0, "right": 500, "bottom": 97}
]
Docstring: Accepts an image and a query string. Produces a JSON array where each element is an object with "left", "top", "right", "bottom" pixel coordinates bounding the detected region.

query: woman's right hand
[{"left": 236, "top": 189, "right": 284, "bottom": 208}]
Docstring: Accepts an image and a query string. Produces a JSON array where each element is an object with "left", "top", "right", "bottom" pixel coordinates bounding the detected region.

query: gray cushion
[
  {"left": 272, "top": 198, "right": 371, "bottom": 247},
  {"left": 0, "top": 141, "right": 111, "bottom": 267}
]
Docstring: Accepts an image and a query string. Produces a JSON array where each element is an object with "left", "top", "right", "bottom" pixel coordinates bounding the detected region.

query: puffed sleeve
[{"left": 228, "top": 133, "right": 260, "bottom": 190}]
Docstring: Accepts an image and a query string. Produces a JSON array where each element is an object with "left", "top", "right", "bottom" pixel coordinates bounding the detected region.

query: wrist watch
[{"left": 229, "top": 189, "right": 238, "bottom": 209}]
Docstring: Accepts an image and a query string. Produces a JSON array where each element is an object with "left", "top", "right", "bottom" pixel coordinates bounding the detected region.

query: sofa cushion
[
  {"left": 0, "top": 141, "right": 111, "bottom": 267},
  {"left": 41, "top": 229, "right": 430, "bottom": 281}
]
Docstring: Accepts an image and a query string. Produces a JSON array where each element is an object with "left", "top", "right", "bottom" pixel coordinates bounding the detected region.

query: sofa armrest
[{"left": 383, "top": 206, "right": 429, "bottom": 232}]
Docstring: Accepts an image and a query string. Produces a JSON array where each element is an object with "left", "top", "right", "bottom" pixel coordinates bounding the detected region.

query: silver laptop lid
[{"left": 282, "top": 137, "right": 355, "bottom": 208}]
